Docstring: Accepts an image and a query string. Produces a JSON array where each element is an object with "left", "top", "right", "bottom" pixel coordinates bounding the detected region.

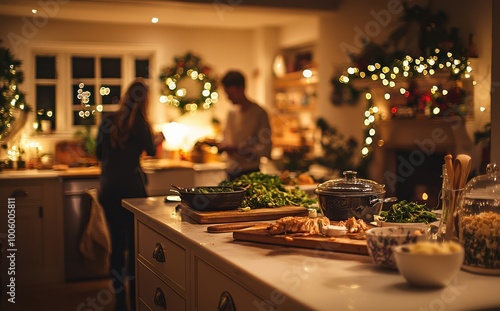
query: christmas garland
[
  {"left": 159, "top": 52, "right": 218, "bottom": 113},
  {"left": 0, "top": 47, "right": 31, "bottom": 144}
]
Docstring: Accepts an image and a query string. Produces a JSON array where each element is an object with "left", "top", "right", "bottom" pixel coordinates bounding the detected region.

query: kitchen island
[{"left": 123, "top": 197, "right": 500, "bottom": 311}]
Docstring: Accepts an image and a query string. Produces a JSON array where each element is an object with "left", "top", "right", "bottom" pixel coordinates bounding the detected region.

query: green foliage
[
  {"left": 0, "top": 47, "right": 30, "bottom": 141},
  {"left": 159, "top": 51, "right": 218, "bottom": 113},
  {"left": 74, "top": 125, "right": 96, "bottom": 156}
]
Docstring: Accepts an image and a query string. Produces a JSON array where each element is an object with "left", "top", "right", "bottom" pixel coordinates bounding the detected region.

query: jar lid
[
  {"left": 316, "top": 171, "right": 386, "bottom": 195},
  {"left": 463, "top": 163, "right": 500, "bottom": 200}
]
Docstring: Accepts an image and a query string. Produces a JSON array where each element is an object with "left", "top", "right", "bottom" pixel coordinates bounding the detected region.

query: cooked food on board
[
  {"left": 338, "top": 217, "right": 370, "bottom": 233},
  {"left": 267, "top": 216, "right": 330, "bottom": 235},
  {"left": 280, "top": 170, "right": 316, "bottom": 185}
]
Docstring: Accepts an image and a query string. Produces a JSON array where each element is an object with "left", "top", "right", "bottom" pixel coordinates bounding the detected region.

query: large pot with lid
[{"left": 315, "top": 171, "right": 397, "bottom": 223}]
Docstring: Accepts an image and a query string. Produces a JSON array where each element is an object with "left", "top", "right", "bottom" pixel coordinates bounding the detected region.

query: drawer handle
[
  {"left": 153, "top": 287, "right": 167, "bottom": 309},
  {"left": 217, "top": 290, "right": 236, "bottom": 311},
  {"left": 10, "top": 189, "right": 28, "bottom": 198},
  {"left": 152, "top": 242, "right": 166, "bottom": 262}
]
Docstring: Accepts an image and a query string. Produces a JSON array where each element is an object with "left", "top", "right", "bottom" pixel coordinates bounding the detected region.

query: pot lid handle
[{"left": 343, "top": 171, "right": 357, "bottom": 181}]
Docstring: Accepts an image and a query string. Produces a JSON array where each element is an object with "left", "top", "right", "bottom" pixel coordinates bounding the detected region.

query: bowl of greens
[
  {"left": 219, "top": 172, "right": 317, "bottom": 209},
  {"left": 377, "top": 200, "right": 438, "bottom": 228},
  {"left": 171, "top": 184, "right": 249, "bottom": 211}
]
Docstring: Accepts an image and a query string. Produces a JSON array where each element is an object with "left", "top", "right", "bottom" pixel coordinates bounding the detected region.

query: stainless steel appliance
[{"left": 62, "top": 177, "right": 108, "bottom": 281}]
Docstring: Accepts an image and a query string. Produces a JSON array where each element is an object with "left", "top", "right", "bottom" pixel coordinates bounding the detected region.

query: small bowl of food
[
  {"left": 323, "top": 225, "right": 348, "bottom": 237},
  {"left": 365, "top": 226, "right": 429, "bottom": 269},
  {"left": 393, "top": 241, "right": 464, "bottom": 287}
]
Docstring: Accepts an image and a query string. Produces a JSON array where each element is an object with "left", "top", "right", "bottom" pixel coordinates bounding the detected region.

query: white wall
[
  {"left": 0, "top": 16, "right": 257, "bottom": 116},
  {"left": 0, "top": 14, "right": 260, "bottom": 153},
  {"left": 0, "top": 0, "right": 494, "bottom": 164},
  {"left": 314, "top": 0, "right": 493, "bottom": 171}
]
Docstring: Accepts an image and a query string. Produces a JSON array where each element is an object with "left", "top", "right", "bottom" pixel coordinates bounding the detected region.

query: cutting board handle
[{"left": 207, "top": 222, "right": 270, "bottom": 233}]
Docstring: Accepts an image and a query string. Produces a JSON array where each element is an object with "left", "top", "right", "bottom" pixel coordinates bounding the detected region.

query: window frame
[{"left": 29, "top": 43, "right": 157, "bottom": 136}]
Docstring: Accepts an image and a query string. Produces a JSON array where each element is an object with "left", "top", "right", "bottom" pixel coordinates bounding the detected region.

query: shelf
[
  {"left": 273, "top": 68, "right": 318, "bottom": 89},
  {"left": 276, "top": 104, "right": 317, "bottom": 113}
]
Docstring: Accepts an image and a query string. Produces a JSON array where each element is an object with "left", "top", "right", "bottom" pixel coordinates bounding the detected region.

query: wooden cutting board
[
  {"left": 180, "top": 203, "right": 308, "bottom": 224},
  {"left": 233, "top": 229, "right": 368, "bottom": 255}
]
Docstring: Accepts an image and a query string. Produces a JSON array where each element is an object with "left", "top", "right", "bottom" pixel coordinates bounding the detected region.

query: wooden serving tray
[
  {"left": 180, "top": 203, "right": 308, "bottom": 224},
  {"left": 233, "top": 229, "right": 368, "bottom": 255}
]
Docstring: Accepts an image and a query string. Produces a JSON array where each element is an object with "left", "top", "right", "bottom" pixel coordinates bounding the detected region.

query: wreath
[{"left": 159, "top": 52, "right": 218, "bottom": 113}]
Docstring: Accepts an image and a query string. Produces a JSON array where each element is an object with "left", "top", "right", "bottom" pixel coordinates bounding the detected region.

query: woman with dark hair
[{"left": 96, "top": 77, "right": 158, "bottom": 310}]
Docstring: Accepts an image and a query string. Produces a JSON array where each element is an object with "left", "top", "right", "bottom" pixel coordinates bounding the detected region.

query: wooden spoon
[
  {"left": 444, "top": 154, "right": 455, "bottom": 188},
  {"left": 456, "top": 154, "right": 472, "bottom": 188},
  {"left": 453, "top": 159, "right": 462, "bottom": 190}
]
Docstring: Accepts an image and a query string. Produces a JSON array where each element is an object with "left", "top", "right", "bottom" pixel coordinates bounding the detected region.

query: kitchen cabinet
[
  {"left": 144, "top": 161, "right": 227, "bottom": 196},
  {"left": 0, "top": 177, "right": 64, "bottom": 285},
  {"left": 136, "top": 220, "right": 188, "bottom": 310},
  {"left": 131, "top": 206, "right": 281, "bottom": 311},
  {"left": 193, "top": 257, "right": 274, "bottom": 310},
  {"left": 272, "top": 69, "right": 318, "bottom": 149}
]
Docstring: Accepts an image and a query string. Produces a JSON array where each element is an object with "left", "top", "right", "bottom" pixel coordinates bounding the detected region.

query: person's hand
[
  {"left": 216, "top": 143, "right": 236, "bottom": 154},
  {"left": 154, "top": 132, "right": 165, "bottom": 145}
]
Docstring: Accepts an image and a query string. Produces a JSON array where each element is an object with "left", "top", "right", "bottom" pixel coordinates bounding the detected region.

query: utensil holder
[{"left": 437, "top": 187, "right": 464, "bottom": 241}]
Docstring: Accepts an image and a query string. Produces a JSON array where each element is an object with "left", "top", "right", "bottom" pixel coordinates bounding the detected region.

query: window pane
[
  {"left": 36, "top": 56, "right": 56, "bottom": 79},
  {"left": 100, "top": 85, "right": 121, "bottom": 105},
  {"left": 36, "top": 85, "right": 56, "bottom": 130},
  {"left": 135, "top": 59, "right": 149, "bottom": 78},
  {"left": 72, "top": 57, "right": 95, "bottom": 78},
  {"left": 101, "top": 57, "right": 121, "bottom": 78},
  {"left": 73, "top": 111, "right": 96, "bottom": 126},
  {"left": 73, "top": 84, "right": 95, "bottom": 105}
]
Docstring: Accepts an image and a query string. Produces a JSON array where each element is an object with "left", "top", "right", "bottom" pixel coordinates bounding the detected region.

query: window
[
  {"left": 33, "top": 50, "right": 152, "bottom": 133},
  {"left": 71, "top": 56, "right": 124, "bottom": 126},
  {"left": 35, "top": 55, "right": 56, "bottom": 131}
]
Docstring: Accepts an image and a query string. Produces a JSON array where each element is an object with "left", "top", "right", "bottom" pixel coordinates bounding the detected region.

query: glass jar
[{"left": 457, "top": 163, "right": 500, "bottom": 275}]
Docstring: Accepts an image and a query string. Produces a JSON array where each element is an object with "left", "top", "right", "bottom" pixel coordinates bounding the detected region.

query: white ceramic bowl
[
  {"left": 393, "top": 241, "right": 464, "bottom": 287},
  {"left": 365, "top": 226, "right": 429, "bottom": 269}
]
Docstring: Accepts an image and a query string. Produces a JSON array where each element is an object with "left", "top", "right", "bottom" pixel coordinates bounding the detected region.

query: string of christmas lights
[{"left": 338, "top": 49, "right": 473, "bottom": 158}]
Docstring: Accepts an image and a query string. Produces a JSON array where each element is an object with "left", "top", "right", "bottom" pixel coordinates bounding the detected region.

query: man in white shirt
[{"left": 218, "top": 70, "right": 272, "bottom": 180}]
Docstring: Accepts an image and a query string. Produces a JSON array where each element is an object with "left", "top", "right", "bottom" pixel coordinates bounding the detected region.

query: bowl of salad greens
[
  {"left": 377, "top": 200, "right": 438, "bottom": 228},
  {"left": 171, "top": 185, "right": 249, "bottom": 211}
]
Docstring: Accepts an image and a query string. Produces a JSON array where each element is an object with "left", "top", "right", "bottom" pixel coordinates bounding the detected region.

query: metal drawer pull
[
  {"left": 218, "top": 290, "right": 236, "bottom": 311},
  {"left": 153, "top": 287, "right": 167, "bottom": 309},
  {"left": 152, "top": 242, "right": 166, "bottom": 262},
  {"left": 10, "top": 189, "right": 28, "bottom": 198}
]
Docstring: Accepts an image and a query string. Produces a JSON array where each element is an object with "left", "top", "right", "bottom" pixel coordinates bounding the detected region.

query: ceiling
[{"left": 0, "top": 0, "right": 337, "bottom": 29}]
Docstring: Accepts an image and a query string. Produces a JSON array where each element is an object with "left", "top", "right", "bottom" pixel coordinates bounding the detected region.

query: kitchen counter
[
  {"left": 0, "top": 159, "right": 226, "bottom": 180},
  {"left": 123, "top": 197, "right": 500, "bottom": 311},
  {"left": 0, "top": 166, "right": 101, "bottom": 179}
]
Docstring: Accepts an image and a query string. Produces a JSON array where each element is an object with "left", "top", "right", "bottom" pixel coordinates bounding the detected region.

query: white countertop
[
  {"left": 0, "top": 160, "right": 226, "bottom": 179},
  {"left": 122, "top": 197, "right": 500, "bottom": 311}
]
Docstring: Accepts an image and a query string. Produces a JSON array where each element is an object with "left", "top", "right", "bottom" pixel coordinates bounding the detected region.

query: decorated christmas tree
[{"left": 0, "top": 46, "right": 31, "bottom": 146}]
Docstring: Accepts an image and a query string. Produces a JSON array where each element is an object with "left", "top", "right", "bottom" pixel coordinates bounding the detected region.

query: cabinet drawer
[
  {"left": 137, "top": 221, "right": 186, "bottom": 290},
  {"left": 0, "top": 183, "right": 44, "bottom": 204},
  {"left": 138, "top": 299, "right": 152, "bottom": 311},
  {"left": 137, "top": 262, "right": 186, "bottom": 311},
  {"left": 194, "top": 258, "right": 273, "bottom": 311}
]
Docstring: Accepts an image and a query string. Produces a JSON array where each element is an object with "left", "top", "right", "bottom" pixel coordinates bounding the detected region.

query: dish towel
[{"left": 79, "top": 188, "right": 112, "bottom": 274}]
